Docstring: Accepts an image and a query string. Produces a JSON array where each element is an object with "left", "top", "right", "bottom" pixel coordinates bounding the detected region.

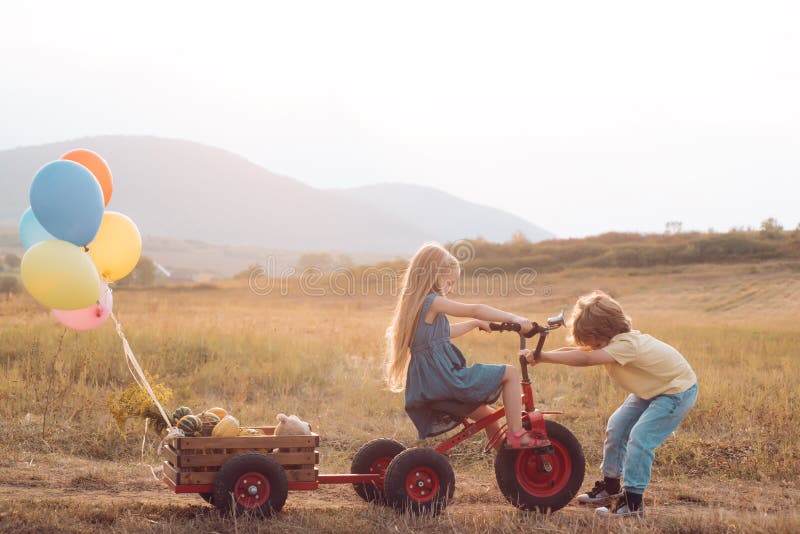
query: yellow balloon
[
  {"left": 87, "top": 211, "right": 142, "bottom": 282},
  {"left": 21, "top": 240, "right": 101, "bottom": 310}
]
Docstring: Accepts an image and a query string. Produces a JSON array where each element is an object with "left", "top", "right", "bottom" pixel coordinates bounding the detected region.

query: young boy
[{"left": 520, "top": 290, "right": 697, "bottom": 517}]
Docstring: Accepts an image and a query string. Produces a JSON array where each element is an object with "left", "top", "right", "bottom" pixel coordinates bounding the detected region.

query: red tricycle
[{"left": 161, "top": 312, "right": 585, "bottom": 516}]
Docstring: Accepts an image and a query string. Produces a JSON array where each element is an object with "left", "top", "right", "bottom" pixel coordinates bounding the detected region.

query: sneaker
[
  {"left": 576, "top": 480, "right": 623, "bottom": 505},
  {"left": 595, "top": 502, "right": 644, "bottom": 517},
  {"left": 595, "top": 491, "right": 644, "bottom": 518}
]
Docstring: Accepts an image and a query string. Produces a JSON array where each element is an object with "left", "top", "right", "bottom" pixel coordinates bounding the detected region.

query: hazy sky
[{"left": 1, "top": 1, "right": 798, "bottom": 238}]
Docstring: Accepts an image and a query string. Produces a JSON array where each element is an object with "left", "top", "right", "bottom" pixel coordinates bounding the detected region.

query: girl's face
[{"left": 438, "top": 266, "right": 460, "bottom": 296}]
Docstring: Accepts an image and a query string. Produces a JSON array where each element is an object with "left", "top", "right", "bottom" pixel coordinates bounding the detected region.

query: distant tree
[
  {"left": 136, "top": 256, "right": 156, "bottom": 286},
  {"left": 3, "top": 253, "right": 20, "bottom": 270},
  {"left": 234, "top": 264, "right": 262, "bottom": 279},
  {"left": 336, "top": 254, "right": 355, "bottom": 268},
  {"left": 116, "top": 256, "right": 156, "bottom": 286},
  {"left": 665, "top": 221, "right": 683, "bottom": 235},
  {"left": 511, "top": 231, "right": 529, "bottom": 244},
  {"left": 760, "top": 218, "right": 783, "bottom": 239},
  {"left": 296, "top": 253, "right": 334, "bottom": 272},
  {"left": 0, "top": 275, "right": 20, "bottom": 297}
]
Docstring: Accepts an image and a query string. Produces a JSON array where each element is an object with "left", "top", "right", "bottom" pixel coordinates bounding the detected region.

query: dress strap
[
  {"left": 419, "top": 293, "right": 437, "bottom": 320},
  {"left": 412, "top": 293, "right": 437, "bottom": 331}
]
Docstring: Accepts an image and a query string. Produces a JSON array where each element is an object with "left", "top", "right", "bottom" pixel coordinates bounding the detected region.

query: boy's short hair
[{"left": 568, "top": 290, "right": 631, "bottom": 349}]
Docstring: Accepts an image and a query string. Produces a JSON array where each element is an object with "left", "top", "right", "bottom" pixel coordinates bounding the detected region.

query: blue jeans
[{"left": 601, "top": 383, "right": 698, "bottom": 494}]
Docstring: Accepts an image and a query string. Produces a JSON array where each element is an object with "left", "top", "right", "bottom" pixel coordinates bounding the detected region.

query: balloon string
[{"left": 110, "top": 310, "right": 174, "bottom": 431}]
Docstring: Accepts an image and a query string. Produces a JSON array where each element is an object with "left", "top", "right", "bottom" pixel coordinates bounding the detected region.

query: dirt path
[{"left": 0, "top": 453, "right": 797, "bottom": 533}]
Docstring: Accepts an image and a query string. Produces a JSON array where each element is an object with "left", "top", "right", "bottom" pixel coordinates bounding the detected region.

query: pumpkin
[
  {"left": 177, "top": 414, "right": 202, "bottom": 436},
  {"left": 211, "top": 415, "right": 240, "bottom": 437},
  {"left": 205, "top": 407, "right": 228, "bottom": 419},
  {"left": 172, "top": 406, "right": 193, "bottom": 424},
  {"left": 199, "top": 411, "right": 221, "bottom": 424}
]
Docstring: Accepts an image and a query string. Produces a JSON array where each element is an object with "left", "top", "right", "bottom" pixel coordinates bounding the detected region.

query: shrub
[{"left": 0, "top": 275, "right": 20, "bottom": 295}]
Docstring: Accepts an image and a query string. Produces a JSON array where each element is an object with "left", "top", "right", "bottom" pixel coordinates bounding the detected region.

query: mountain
[
  {"left": 0, "top": 136, "right": 552, "bottom": 255},
  {"left": 332, "top": 184, "right": 553, "bottom": 244}
]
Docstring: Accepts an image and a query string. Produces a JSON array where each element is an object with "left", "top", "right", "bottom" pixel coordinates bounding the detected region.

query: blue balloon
[
  {"left": 29, "top": 160, "right": 104, "bottom": 246},
  {"left": 18, "top": 207, "right": 56, "bottom": 249}
]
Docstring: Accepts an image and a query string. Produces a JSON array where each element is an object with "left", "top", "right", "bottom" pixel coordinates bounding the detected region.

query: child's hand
[
  {"left": 476, "top": 320, "right": 492, "bottom": 333},
  {"left": 519, "top": 349, "right": 536, "bottom": 364},
  {"left": 515, "top": 317, "right": 534, "bottom": 334}
]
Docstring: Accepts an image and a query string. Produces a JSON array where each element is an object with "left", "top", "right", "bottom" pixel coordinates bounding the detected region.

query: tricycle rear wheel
[
  {"left": 351, "top": 438, "right": 406, "bottom": 503},
  {"left": 383, "top": 447, "right": 455, "bottom": 516},
  {"left": 494, "top": 419, "right": 585, "bottom": 513}
]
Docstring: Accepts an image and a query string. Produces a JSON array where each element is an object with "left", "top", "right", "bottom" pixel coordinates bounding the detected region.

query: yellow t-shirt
[{"left": 603, "top": 330, "right": 696, "bottom": 400}]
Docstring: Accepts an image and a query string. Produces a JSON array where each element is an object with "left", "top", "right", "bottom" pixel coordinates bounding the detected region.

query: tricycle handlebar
[
  {"left": 490, "top": 312, "right": 566, "bottom": 375},
  {"left": 489, "top": 321, "right": 538, "bottom": 338},
  {"left": 489, "top": 311, "right": 566, "bottom": 338}
]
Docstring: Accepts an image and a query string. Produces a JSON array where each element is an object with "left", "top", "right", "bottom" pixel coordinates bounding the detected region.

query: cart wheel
[
  {"left": 494, "top": 419, "right": 585, "bottom": 513},
  {"left": 212, "top": 452, "right": 288, "bottom": 517},
  {"left": 199, "top": 493, "right": 213, "bottom": 505},
  {"left": 383, "top": 448, "right": 455, "bottom": 516},
  {"left": 351, "top": 438, "right": 406, "bottom": 503}
]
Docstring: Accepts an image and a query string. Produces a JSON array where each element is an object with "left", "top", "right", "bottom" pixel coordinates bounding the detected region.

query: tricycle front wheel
[{"left": 494, "top": 419, "right": 585, "bottom": 513}]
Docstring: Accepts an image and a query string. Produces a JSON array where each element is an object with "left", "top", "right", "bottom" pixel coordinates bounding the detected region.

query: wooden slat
[
  {"left": 162, "top": 460, "right": 178, "bottom": 485},
  {"left": 177, "top": 470, "right": 217, "bottom": 485},
  {"left": 271, "top": 450, "right": 321, "bottom": 466},
  {"left": 248, "top": 426, "right": 276, "bottom": 436},
  {"left": 162, "top": 445, "right": 178, "bottom": 466},
  {"left": 285, "top": 467, "right": 318, "bottom": 482},
  {"left": 166, "top": 462, "right": 317, "bottom": 485},
  {"left": 178, "top": 450, "right": 318, "bottom": 468},
  {"left": 175, "top": 433, "right": 318, "bottom": 450}
]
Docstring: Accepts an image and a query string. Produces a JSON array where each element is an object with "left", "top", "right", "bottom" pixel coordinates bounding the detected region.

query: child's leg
[
  {"left": 601, "top": 394, "right": 650, "bottom": 482},
  {"left": 622, "top": 384, "right": 698, "bottom": 495},
  {"left": 500, "top": 365, "right": 524, "bottom": 434},
  {"left": 467, "top": 404, "right": 501, "bottom": 449}
]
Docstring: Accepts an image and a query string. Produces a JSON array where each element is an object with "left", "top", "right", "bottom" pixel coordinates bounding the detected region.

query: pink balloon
[{"left": 52, "top": 284, "right": 113, "bottom": 330}]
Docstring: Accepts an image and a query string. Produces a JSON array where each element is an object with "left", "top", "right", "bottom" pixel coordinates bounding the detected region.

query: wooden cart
[{"left": 161, "top": 425, "right": 380, "bottom": 516}]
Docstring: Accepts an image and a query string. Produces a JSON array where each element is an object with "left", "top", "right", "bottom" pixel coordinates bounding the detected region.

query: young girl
[
  {"left": 521, "top": 290, "right": 697, "bottom": 517},
  {"left": 386, "top": 242, "right": 544, "bottom": 449}
]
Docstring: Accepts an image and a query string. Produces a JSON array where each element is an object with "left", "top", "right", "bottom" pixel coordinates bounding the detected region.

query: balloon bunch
[{"left": 19, "top": 149, "right": 142, "bottom": 330}]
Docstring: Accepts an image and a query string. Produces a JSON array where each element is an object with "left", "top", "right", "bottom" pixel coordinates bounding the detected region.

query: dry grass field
[{"left": 1, "top": 260, "right": 799, "bottom": 533}]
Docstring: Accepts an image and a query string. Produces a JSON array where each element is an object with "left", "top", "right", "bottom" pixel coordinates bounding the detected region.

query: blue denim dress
[{"left": 404, "top": 293, "right": 505, "bottom": 438}]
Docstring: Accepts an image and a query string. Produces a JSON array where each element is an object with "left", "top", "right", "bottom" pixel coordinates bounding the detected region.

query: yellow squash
[{"left": 211, "top": 415, "right": 240, "bottom": 437}]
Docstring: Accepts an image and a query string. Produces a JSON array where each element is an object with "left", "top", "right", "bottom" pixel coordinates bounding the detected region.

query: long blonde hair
[{"left": 386, "top": 242, "right": 459, "bottom": 392}]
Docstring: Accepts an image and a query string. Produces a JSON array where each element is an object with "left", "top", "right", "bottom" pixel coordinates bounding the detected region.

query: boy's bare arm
[{"left": 520, "top": 348, "right": 616, "bottom": 367}]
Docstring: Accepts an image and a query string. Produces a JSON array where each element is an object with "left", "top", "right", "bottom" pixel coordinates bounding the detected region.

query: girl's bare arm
[
  {"left": 449, "top": 320, "right": 491, "bottom": 339},
  {"left": 430, "top": 296, "right": 532, "bottom": 332}
]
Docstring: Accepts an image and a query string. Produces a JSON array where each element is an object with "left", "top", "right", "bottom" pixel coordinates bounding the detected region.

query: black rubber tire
[
  {"left": 351, "top": 438, "right": 406, "bottom": 503},
  {"left": 383, "top": 447, "right": 455, "bottom": 516},
  {"left": 199, "top": 493, "right": 213, "bottom": 504},
  {"left": 494, "top": 419, "right": 585, "bottom": 513},
  {"left": 212, "top": 452, "right": 289, "bottom": 517}
]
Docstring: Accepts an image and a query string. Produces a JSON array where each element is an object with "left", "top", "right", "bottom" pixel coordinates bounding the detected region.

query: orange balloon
[{"left": 60, "top": 149, "right": 113, "bottom": 206}]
